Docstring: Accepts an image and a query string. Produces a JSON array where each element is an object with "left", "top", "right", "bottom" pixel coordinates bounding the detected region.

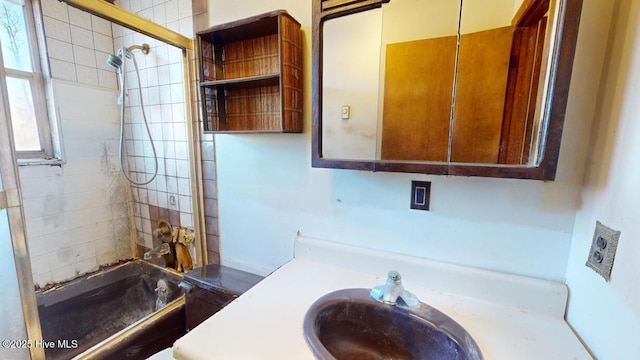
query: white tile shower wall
[
  {"left": 20, "top": 0, "right": 132, "bottom": 286},
  {"left": 41, "top": 0, "right": 118, "bottom": 89},
  {"left": 112, "top": 0, "right": 194, "bottom": 249},
  {"left": 21, "top": 81, "right": 130, "bottom": 287}
]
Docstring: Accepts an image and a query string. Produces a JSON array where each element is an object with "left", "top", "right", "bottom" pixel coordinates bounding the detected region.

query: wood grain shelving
[{"left": 197, "top": 10, "right": 302, "bottom": 133}]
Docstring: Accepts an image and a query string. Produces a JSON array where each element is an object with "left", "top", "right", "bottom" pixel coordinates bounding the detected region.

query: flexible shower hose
[{"left": 117, "top": 46, "right": 158, "bottom": 186}]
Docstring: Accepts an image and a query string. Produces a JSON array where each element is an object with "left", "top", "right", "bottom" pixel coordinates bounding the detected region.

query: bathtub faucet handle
[{"left": 178, "top": 281, "right": 193, "bottom": 294}]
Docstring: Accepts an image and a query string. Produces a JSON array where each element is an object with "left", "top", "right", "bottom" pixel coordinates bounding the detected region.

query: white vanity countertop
[{"left": 173, "top": 237, "right": 591, "bottom": 360}]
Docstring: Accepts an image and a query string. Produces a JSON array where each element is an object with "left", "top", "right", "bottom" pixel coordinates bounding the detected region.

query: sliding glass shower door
[{"left": 0, "top": 56, "right": 43, "bottom": 359}]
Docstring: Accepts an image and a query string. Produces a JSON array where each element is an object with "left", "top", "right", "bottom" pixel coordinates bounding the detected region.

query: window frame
[{"left": 0, "top": 0, "right": 56, "bottom": 161}]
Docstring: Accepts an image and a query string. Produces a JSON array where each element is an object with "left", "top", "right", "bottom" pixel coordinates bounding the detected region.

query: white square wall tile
[
  {"left": 173, "top": 122, "right": 187, "bottom": 141},
  {"left": 68, "top": 6, "right": 92, "bottom": 29},
  {"left": 139, "top": 9, "right": 153, "bottom": 22},
  {"left": 145, "top": 156, "right": 157, "bottom": 174},
  {"left": 112, "top": 23, "right": 124, "bottom": 38},
  {"left": 178, "top": 195, "right": 191, "bottom": 212},
  {"left": 165, "top": 158, "right": 177, "bottom": 177},
  {"left": 168, "top": 45, "right": 182, "bottom": 64},
  {"left": 33, "top": 272, "right": 53, "bottom": 288},
  {"left": 165, "top": 0, "right": 179, "bottom": 23},
  {"left": 179, "top": 17, "right": 193, "bottom": 38},
  {"left": 43, "top": 16, "right": 72, "bottom": 42},
  {"left": 175, "top": 141, "right": 188, "bottom": 160},
  {"left": 94, "top": 32, "right": 114, "bottom": 53},
  {"left": 177, "top": 0, "right": 191, "bottom": 20},
  {"left": 160, "top": 103, "right": 173, "bottom": 123},
  {"left": 170, "top": 83, "right": 184, "bottom": 103},
  {"left": 139, "top": 188, "right": 149, "bottom": 203},
  {"left": 146, "top": 68, "right": 159, "bottom": 86},
  {"left": 49, "top": 59, "right": 77, "bottom": 82},
  {"left": 142, "top": 217, "right": 152, "bottom": 234},
  {"left": 74, "top": 243, "right": 96, "bottom": 261},
  {"left": 148, "top": 190, "right": 158, "bottom": 206},
  {"left": 28, "top": 235, "right": 49, "bottom": 259},
  {"left": 151, "top": 123, "right": 163, "bottom": 143},
  {"left": 177, "top": 177, "right": 190, "bottom": 196},
  {"left": 98, "top": 69, "right": 118, "bottom": 89},
  {"left": 140, "top": 0, "right": 153, "bottom": 11},
  {"left": 163, "top": 141, "right": 176, "bottom": 158},
  {"left": 161, "top": 123, "right": 174, "bottom": 141},
  {"left": 76, "top": 65, "right": 99, "bottom": 86},
  {"left": 176, "top": 160, "right": 190, "bottom": 178},
  {"left": 141, "top": 203, "right": 150, "bottom": 219},
  {"left": 73, "top": 45, "right": 97, "bottom": 67},
  {"left": 148, "top": 86, "right": 160, "bottom": 105},
  {"left": 92, "top": 15, "right": 112, "bottom": 36},
  {"left": 30, "top": 252, "right": 52, "bottom": 274},
  {"left": 169, "top": 63, "right": 183, "bottom": 84},
  {"left": 143, "top": 233, "right": 153, "bottom": 249},
  {"left": 158, "top": 191, "right": 168, "bottom": 208},
  {"left": 41, "top": 0, "right": 69, "bottom": 22},
  {"left": 172, "top": 103, "right": 185, "bottom": 122},
  {"left": 179, "top": 212, "right": 193, "bottom": 227},
  {"left": 156, "top": 44, "right": 169, "bottom": 66},
  {"left": 158, "top": 65, "right": 170, "bottom": 85},
  {"left": 156, "top": 174, "right": 167, "bottom": 193},
  {"left": 70, "top": 25, "right": 94, "bottom": 49},
  {"left": 46, "top": 37, "right": 74, "bottom": 62},
  {"left": 74, "top": 258, "right": 98, "bottom": 275},
  {"left": 166, "top": 176, "right": 178, "bottom": 194},
  {"left": 152, "top": 5, "right": 167, "bottom": 25},
  {"left": 97, "top": 251, "right": 118, "bottom": 266},
  {"left": 129, "top": 0, "right": 142, "bottom": 12}
]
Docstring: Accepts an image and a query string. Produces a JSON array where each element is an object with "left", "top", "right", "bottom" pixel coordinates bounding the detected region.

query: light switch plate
[
  {"left": 410, "top": 181, "right": 430, "bottom": 211},
  {"left": 585, "top": 221, "right": 620, "bottom": 282},
  {"left": 341, "top": 105, "right": 350, "bottom": 120}
]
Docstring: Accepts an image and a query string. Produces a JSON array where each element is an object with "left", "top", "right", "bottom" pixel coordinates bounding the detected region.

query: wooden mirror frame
[{"left": 311, "top": 0, "right": 583, "bottom": 180}]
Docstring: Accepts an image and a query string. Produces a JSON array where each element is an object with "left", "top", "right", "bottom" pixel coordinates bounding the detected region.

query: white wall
[
  {"left": 322, "top": 10, "right": 381, "bottom": 160},
  {"left": 565, "top": 0, "right": 640, "bottom": 358},
  {"left": 210, "top": 0, "right": 608, "bottom": 281}
]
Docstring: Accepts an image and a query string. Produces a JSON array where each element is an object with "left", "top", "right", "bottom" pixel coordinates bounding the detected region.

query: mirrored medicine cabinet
[{"left": 311, "top": 0, "right": 583, "bottom": 180}]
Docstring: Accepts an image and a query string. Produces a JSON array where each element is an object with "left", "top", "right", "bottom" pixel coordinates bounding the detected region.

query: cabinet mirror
[{"left": 312, "top": 0, "right": 583, "bottom": 180}]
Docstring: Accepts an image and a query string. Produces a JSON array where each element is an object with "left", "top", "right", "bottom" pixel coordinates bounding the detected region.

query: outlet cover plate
[{"left": 585, "top": 221, "right": 620, "bottom": 281}]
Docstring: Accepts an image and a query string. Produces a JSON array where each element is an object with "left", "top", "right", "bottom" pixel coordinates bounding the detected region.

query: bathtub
[{"left": 36, "top": 260, "right": 186, "bottom": 360}]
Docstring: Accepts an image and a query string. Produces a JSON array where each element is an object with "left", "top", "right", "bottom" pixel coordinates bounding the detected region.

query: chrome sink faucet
[{"left": 370, "top": 270, "right": 420, "bottom": 308}]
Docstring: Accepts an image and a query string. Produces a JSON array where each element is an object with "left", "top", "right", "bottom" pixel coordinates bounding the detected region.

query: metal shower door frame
[{"left": 0, "top": 44, "right": 45, "bottom": 360}]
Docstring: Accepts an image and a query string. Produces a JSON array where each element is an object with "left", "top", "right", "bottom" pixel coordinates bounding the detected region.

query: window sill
[{"left": 17, "top": 158, "right": 64, "bottom": 166}]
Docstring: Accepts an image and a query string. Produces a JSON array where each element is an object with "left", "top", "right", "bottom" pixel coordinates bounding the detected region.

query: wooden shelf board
[{"left": 200, "top": 74, "right": 280, "bottom": 89}]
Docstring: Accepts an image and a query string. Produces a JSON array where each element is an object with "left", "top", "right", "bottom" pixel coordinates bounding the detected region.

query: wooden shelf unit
[{"left": 197, "top": 10, "right": 303, "bottom": 133}]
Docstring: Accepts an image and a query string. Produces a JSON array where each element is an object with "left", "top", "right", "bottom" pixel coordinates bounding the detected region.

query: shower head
[
  {"left": 106, "top": 43, "right": 150, "bottom": 72},
  {"left": 106, "top": 53, "right": 123, "bottom": 71}
]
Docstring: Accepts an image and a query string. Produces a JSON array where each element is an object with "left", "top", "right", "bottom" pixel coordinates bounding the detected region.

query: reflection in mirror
[
  {"left": 322, "top": 9, "right": 382, "bottom": 161},
  {"left": 379, "top": 0, "right": 461, "bottom": 162},
  {"left": 320, "top": 0, "right": 564, "bottom": 167},
  {"left": 452, "top": 0, "right": 556, "bottom": 165}
]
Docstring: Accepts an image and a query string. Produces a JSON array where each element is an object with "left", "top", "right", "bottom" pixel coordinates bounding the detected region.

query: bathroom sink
[{"left": 303, "top": 288, "right": 483, "bottom": 360}]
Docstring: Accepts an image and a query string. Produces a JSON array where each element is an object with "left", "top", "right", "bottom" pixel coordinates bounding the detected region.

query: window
[{"left": 0, "top": 0, "right": 54, "bottom": 160}]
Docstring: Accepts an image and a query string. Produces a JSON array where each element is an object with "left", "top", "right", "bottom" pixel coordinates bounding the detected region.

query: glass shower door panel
[{"left": 0, "top": 208, "right": 29, "bottom": 360}]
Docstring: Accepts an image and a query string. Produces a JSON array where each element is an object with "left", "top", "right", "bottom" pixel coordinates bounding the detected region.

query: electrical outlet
[
  {"left": 585, "top": 221, "right": 620, "bottom": 281},
  {"left": 410, "top": 181, "right": 430, "bottom": 211}
]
